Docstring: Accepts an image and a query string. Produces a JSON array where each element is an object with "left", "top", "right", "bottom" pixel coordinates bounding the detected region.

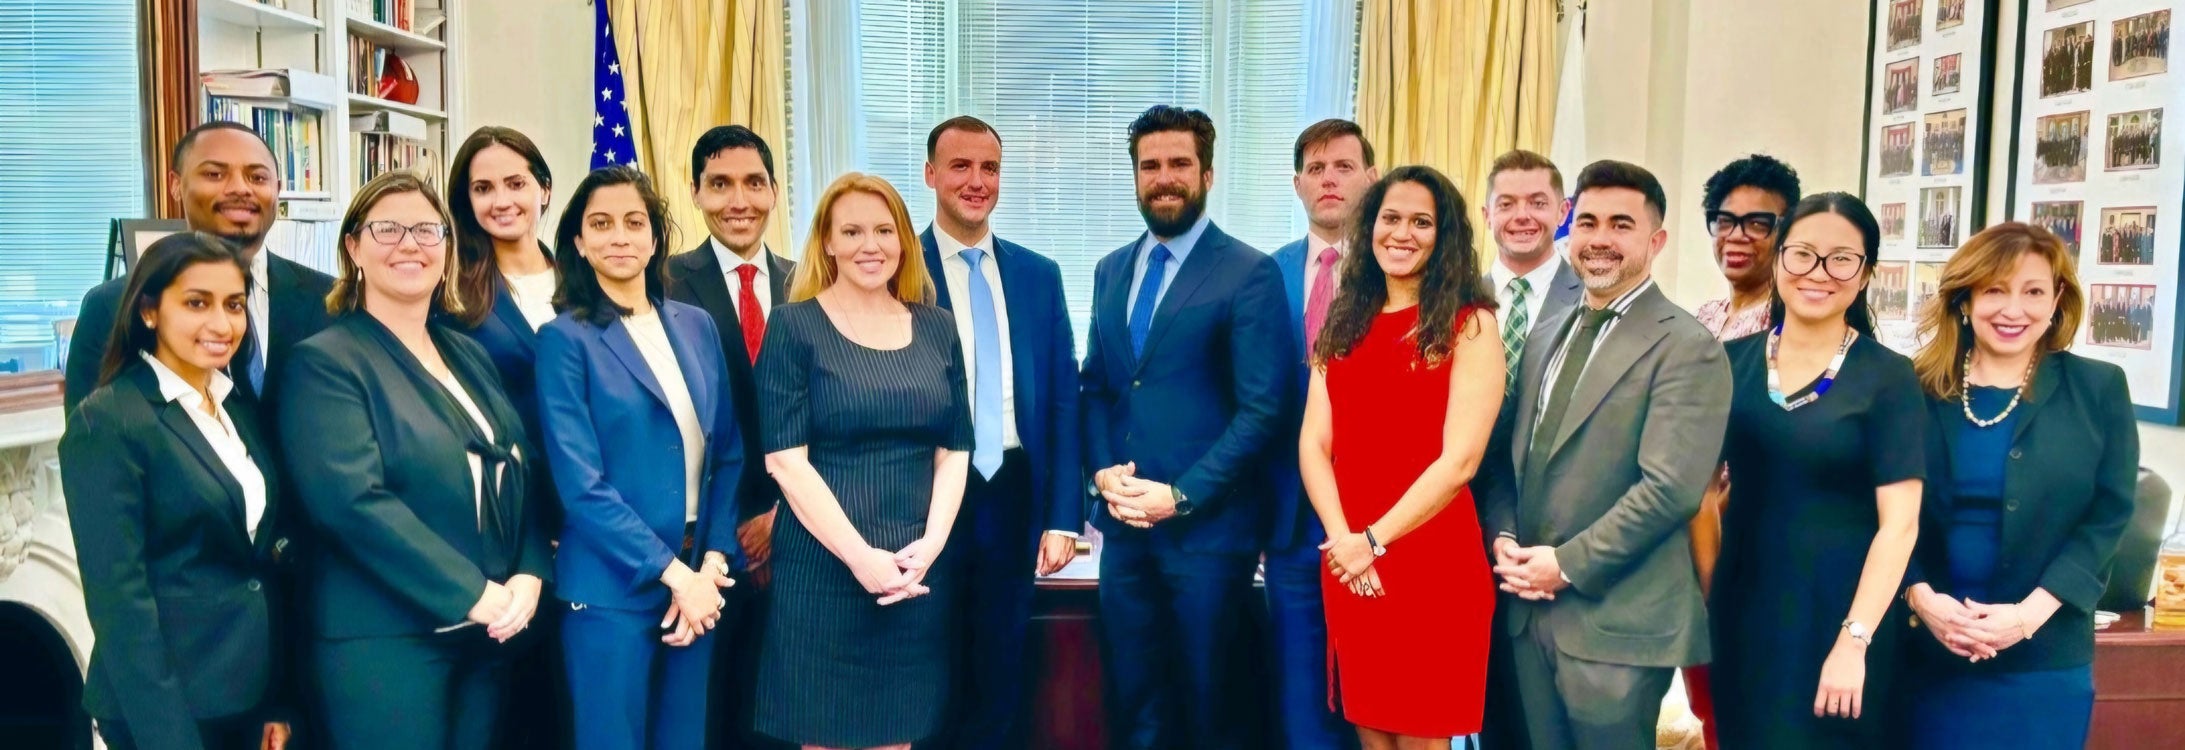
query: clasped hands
[
  {"left": 1095, "top": 463, "right": 1181, "bottom": 529},
  {"left": 1492, "top": 537, "right": 1568, "bottom": 601},
  {"left": 654, "top": 552, "right": 738, "bottom": 647},
  {"left": 1321, "top": 530, "right": 1385, "bottom": 598},
  {"left": 1908, "top": 583, "right": 2046, "bottom": 662},
  {"left": 465, "top": 573, "right": 546, "bottom": 643},
  {"left": 848, "top": 535, "right": 945, "bottom": 606}
]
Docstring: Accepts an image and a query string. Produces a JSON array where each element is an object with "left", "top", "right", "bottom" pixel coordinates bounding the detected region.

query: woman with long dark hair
[
  {"left": 535, "top": 166, "right": 744, "bottom": 750},
  {"left": 279, "top": 172, "right": 552, "bottom": 750},
  {"left": 1298, "top": 165, "right": 1503, "bottom": 749},
  {"left": 1711, "top": 192, "right": 1925, "bottom": 748},
  {"left": 62, "top": 232, "right": 290, "bottom": 750}
]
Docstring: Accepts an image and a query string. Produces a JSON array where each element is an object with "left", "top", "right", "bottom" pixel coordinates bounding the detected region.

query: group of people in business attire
[
  {"left": 2087, "top": 288, "right": 2157, "bottom": 348},
  {"left": 2041, "top": 25, "right": 2097, "bottom": 97},
  {"left": 2107, "top": 118, "right": 2161, "bottom": 170},
  {"left": 2098, "top": 216, "right": 2155, "bottom": 264},
  {"left": 1922, "top": 121, "right": 1964, "bottom": 176},
  {"left": 58, "top": 102, "right": 2141, "bottom": 750},
  {"left": 2111, "top": 13, "right": 2171, "bottom": 70},
  {"left": 2035, "top": 119, "right": 2088, "bottom": 176}
]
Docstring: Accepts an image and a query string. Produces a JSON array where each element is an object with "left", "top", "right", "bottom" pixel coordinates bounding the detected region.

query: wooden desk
[
  {"left": 2091, "top": 608, "right": 2185, "bottom": 749},
  {"left": 1028, "top": 575, "right": 1274, "bottom": 749}
]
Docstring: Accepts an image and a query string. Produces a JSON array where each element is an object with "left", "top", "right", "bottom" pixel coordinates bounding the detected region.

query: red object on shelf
[{"left": 377, "top": 54, "right": 419, "bottom": 105}]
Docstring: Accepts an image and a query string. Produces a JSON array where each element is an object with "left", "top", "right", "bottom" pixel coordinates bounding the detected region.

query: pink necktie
[{"left": 1304, "top": 245, "right": 1339, "bottom": 352}]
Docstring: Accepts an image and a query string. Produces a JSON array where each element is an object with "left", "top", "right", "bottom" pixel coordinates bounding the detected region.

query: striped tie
[{"left": 1501, "top": 277, "right": 1531, "bottom": 392}]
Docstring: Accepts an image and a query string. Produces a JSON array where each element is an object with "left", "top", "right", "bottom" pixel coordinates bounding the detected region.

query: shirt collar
[
  {"left": 1306, "top": 230, "right": 1345, "bottom": 260},
  {"left": 709, "top": 237, "right": 770, "bottom": 277},
  {"left": 1140, "top": 213, "right": 1212, "bottom": 266},
  {"left": 1595, "top": 277, "right": 1655, "bottom": 315},
  {"left": 140, "top": 350, "right": 234, "bottom": 409},
  {"left": 249, "top": 246, "right": 269, "bottom": 290},
  {"left": 936, "top": 225, "right": 996, "bottom": 261},
  {"left": 1490, "top": 253, "right": 1563, "bottom": 292}
]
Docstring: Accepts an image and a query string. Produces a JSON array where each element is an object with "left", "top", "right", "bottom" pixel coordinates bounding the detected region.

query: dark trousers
[
  {"left": 1508, "top": 619, "right": 1673, "bottom": 750},
  {"left": 312, "top": 630, "right": 506, "bottom": 750},
  {"left": 98, "top": 712, "right": 263, "bottom": 750},
  {"left": 1263, "top": 522, "right": 1354, "bottom": 750},
  {"left": 1098, "top": 531, "right": 1259, "bottom": 750},
  {"left": 918, "top": 449, "right": 1039, "bottom": 750},
  {"left": 496, "top": 603, "right": 572, "bottom": 750},
  {"left": 1477, "top": 591, "right": 1532, "bottom": 750},
  {"left": 563, "top": 602, "right": 717, "bottom": 750},
  {"left": 708, "top": 559, "right": 791, "bottom": 750}
]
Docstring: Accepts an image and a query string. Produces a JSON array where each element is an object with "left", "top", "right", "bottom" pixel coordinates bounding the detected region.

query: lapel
[
  {"left": 1927, "top": 393, "right": 1960, "bottom": 523},
  {"left": 996, "top": 239, "right": 1040, "bottom": 435},
  {"left": 1533, "top": 261, "right": 1585, "bottom": 338},
  {"left": 601, "top": 315, "right": 672, "bottom": 413},
  {"left": 1274, "top": 239, "right": 1307, "bottom": 329},
  {"left": 677, "top": 243, "right": 739, "bottom": 325},
  {"left": 920, "top": 228, "right": 953, "bottom": 309},
  {"left": 133, "top": 367, "right": 251, "bottom": 542},
  {"left": 1998, "top": 357, "right": 2065, "bottom": 549},
  {"left": 1511, "top": 303, "right": 1577, "bottom": 473},
  {"left": 488, "top": 281, "right": 536, "bottom": 356},
  {"left": 1133, "top": 226, "right": 1226, "bottom": 374},
  {"left": 1544, "top": 287, "right": 1673, "bottom": 461},
  {"left": 661, "top": 304, "right": 717, "bottom": 435},
  {"left": 1097, "top": 245, "right": 1135, "bottom": 373},
  {"left": 264, "top": 255, "right": 295, "bottom": 360},
  {"left": 226, "top": 394, "right": 282, "bottom": 558},
  {"left": 767, "top": 249, "right": 794, "bottom": 306}
]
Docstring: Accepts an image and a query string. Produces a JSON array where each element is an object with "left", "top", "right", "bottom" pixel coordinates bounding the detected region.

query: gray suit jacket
[
  {"left": 1485, "top": 282, "right": 1730, "bottom": 668},
  {"left": 1475, "top": 259, "right": 1584, "bottom": 546}
]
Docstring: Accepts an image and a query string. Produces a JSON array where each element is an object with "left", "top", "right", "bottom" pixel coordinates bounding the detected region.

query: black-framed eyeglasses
[
  {"left": 358, "top": 220, "right": 448, "bottom": 247},
  {"left": 1705, "top": 210, "right": 1780, "bottom": 240},
  {"left": 1779, "top": 244, "right": 1867, "bottom": 281}
]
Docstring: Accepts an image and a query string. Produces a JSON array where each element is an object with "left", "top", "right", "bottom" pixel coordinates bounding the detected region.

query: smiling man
[{"left": 66, "top": 121, "right": 336, "bottom": 415}]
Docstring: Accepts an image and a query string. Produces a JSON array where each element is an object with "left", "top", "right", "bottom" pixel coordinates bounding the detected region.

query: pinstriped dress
[{"left": 752, "top": 300, "right": 973, "bottom": 747}]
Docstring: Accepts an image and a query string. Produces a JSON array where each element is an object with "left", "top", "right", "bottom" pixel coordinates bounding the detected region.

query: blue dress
[{"left": 1902, "top": 386, "right": 2094, "bottom": 748}]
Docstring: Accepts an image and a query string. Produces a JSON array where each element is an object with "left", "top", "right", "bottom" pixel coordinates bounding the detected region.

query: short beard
[
  {"left": 218, "top": 228, "right": 269, "bottom": 257},
  {"left": 1138, "top": 188, "right": 1208, "bottom": 239}
]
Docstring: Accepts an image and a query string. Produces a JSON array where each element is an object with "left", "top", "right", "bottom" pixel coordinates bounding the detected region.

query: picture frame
[{"left": 104, "top": 218, "right": 189, "bottom": 281}]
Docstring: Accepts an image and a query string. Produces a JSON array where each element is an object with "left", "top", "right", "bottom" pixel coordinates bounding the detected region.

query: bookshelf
[{"left": 195, "top": 0, "right": 462, "bottom": 245}]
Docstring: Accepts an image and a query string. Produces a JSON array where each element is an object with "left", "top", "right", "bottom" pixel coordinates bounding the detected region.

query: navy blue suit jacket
[
  {"left": 1265, "top": 238, "right": 1320, "bottom": 551},
  {"left": 1079, "top": 222, "right": 1288, "bottom": 553},
  {"left": 920, "top": 227, "right": 1085, "bottom": 536},
  {"left": 535, "top": 301, "right": 746, "bottom": 611}
]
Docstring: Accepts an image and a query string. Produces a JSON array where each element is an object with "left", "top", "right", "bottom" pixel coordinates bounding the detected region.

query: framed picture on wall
[
  {"left": 1861, "top": 0, "right": 2001, "bottom": 354},
  {"left": 2006, "top": 0, "right": 2184, "bottom": 423}
]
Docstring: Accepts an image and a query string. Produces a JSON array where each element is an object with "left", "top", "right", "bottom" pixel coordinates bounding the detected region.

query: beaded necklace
[
  {"left": 1960, "top": 349, "right": 2039, "bottom": 428},
  {"left": 1766, "top": 324, "right": 1856, "bottom": 411}
]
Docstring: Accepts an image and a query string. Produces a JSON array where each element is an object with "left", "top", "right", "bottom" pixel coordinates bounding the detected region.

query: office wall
[{"left": 456, "top": 0, "right": 596, "bottom": 235}]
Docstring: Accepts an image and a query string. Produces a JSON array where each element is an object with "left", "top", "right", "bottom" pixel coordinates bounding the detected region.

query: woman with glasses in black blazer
[{"left": 1897, "top": 223, "right": 2137, "bottom": 748}]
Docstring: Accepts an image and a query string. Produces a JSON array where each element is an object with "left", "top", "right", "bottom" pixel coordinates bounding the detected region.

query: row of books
[
  {"left": 204, "top": 96, "right": 326, "bottom": 195},
  {"left": 268, "top": 219, "right": 343, "bottom": 277},
  {"left": 349, "top": 0, "right": 417, "bottom": 31},
  {"left": 347, "top": 37, "right": 416, "bottom": 99},
  {"left": 355, "top": 131, "right": 441, "bottom": 186}
]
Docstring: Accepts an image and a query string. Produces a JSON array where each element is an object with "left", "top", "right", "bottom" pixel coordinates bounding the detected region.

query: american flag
[{"left": 592, "top": 0, "right": 638, "bottom": 171}]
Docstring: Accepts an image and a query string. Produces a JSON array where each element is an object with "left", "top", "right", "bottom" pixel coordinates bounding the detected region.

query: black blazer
[
  {"left": 1906, "top": 351, "right": 2139, "bottom": 672},
  {"left": 665, "top": 242, "right": 795, "bottom": 524},
  {"left": 66, "top": 253, "right": 335, "bottom": 414},
  {"left": 278, "top": 313, "right": 553, "bottom": 639},
  {"left": 60, "top": 362, "right": 285, "bottom": 747}
]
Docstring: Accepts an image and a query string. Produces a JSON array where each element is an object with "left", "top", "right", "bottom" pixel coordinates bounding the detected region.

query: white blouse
[{"left": 141, "top": 352, "right": 266, "bottom": 540}]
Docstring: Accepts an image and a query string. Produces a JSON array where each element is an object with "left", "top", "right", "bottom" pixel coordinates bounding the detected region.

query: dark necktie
[
  {"left": 234, "top": 324, "right": 264, "bottom": 401},
  {"left": 1522, "top": 306, "right": 1619, "bottom": 504}
]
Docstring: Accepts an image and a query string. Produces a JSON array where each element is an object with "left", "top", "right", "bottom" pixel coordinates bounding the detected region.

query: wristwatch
[
  {"left": 1172, "top": 486, "right": 1195, "bottom": 516},
  {"left": 1364, "top": 527, "right": 1388, "bottom": 557},
  {"left": 1842, "top": 619, "right": 1872, "bottom": 646}
]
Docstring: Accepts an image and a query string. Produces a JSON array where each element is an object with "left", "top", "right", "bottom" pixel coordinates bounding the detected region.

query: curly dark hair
[
  {"left": 1312, "top": 165, "right": 1497, "bottom": 368},
  {"left": 1701, "top": 153, "right": 1802, "bottom": 215}
]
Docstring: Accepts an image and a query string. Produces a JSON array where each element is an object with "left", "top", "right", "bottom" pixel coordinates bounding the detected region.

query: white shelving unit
[{"left": 196, "top": 0, "right": 463, "bottom": 214}]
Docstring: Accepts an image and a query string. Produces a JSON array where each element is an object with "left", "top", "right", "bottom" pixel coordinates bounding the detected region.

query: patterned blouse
[{"left": 1695, "top": 298, "right": 1771, "bottom": 341}]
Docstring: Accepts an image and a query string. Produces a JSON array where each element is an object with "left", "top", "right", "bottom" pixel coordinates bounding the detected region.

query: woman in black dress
[
  {"left": 1897, "top": 223, "right": 2135, "bottom": 748},
  {"left": 1711, "top": 192, "right": 1925, "bottom": 748},
  {"left": 753, "top": 172, "right": 972, "bottom": 750}
]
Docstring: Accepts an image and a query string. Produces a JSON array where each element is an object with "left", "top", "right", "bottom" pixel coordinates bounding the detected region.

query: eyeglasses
[
  {"left": 1779, "top": 244, "right": 1867, "bottom": 281},
  {"left": 1706, "top": 210, "right": 1781, "bottom": 240},
  {"left": 358, "top": 220, "right": 448, "bottom": 247}
]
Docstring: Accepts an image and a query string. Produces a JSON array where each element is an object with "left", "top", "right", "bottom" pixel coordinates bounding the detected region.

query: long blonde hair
[
  {"left": 1911, "top": 221, "right": 2085, "bottom": 399},
  {"left": 788, "top": 172, "right": 935, "bottom": 305},
  {"left": 328, "top": 171, "right": 463, "bottom": 317}
]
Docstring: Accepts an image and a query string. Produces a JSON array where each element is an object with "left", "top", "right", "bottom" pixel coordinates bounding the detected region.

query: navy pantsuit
[
  {"left": 1266, "top": 238, "right": 1351, "bottom": 749},
  {"left": 535, "top": 301, "right": 745, "bottom": 750},
  {"left": 1080, "top": 219, "right": 1289, "bottom": 750},
  {"left": 919, "top": 228, "right": 1083, "bottom": 750}
]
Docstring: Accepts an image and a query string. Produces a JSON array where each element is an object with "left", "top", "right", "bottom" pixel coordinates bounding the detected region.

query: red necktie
[
  {"left": 1304, "top": 245, "right": 1339, "bottom": 352},
  {"left": 736, "top": 264, "right": 765, "bottom": 363}
]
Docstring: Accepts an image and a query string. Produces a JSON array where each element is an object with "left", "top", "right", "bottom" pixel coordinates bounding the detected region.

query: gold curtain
[
  {"left": 607, "top": 0, "right": 789, "bottom": 255},
  {"left": 1356, "top": 0, "right": 1560, "bottom": 253},
  {"left": 139, "top": 0, "right": 200, "bottom": 219}
]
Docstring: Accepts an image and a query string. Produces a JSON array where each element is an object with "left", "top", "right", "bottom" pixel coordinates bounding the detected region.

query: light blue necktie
[
  {"left": 1129, "top": 244, "right": 1172, "bottom": 359},
  {"left": 963, "top": 248, "right": 1004, "bottom": 480}
]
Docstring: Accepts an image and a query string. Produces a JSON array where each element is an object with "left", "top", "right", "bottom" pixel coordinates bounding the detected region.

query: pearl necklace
[{"left": 1959, "top": 350, "right": 2038, "bottom": 428}]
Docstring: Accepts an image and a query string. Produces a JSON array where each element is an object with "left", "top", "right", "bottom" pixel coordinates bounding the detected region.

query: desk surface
[{"left": 2096, "top": 607, "right": 2185, "bottom": 647}]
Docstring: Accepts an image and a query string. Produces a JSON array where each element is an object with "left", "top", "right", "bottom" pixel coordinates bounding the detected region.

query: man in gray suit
[
  {"left": 1485, "top": 160, "right": 1731, "bottom": 750},
  {"left": 1474, "top": 149, "right": 1583, "bottom": 750}
]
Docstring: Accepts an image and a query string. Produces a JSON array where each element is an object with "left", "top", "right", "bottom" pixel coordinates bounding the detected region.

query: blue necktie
[
  {"left": 963, "top": 249, "right": 1005, "bottom": 480},
  {"left": 1129, "top": 244, "right": 1172, "bottom": 359}
]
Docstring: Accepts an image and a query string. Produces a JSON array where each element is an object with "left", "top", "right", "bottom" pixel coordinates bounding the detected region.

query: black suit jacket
[
  {"left": 1906, "top": 351, "right": 2139, "bottom": 673},
  {"left": 66, "top": 252, "right": 335, "bottom": 415},
  {"left": 278, "top": 313, "right": 553, "bottom": 639},
  {"left": 665, "top": 242, "right": 795, "bottom": 523},
  {"left": 60, "top": 362, "right": 286, "bottom": 748}
]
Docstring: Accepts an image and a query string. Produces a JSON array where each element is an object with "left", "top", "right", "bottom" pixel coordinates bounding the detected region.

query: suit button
[
  {"left": 2009, "top": 449, "right": 2023, "bottom": 460},
  {"left": 1132, "top": 379, "right": 1142, "bottom": 388},
  {"left": 246, "top": 579, "right": 262, "bottom": 592},
  {"left": 2005, "top": 500, "right": 2019, "bottom": 512}
]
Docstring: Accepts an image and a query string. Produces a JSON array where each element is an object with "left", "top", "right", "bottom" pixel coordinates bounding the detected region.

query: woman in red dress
[{"left": 1299, "top": 165, "right": 1504, "bottom": 748}]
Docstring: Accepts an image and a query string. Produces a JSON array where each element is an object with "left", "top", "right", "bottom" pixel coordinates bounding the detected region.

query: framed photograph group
[
  {"left": 1863, "top": 0, "right": 2001, "bottom": 353},
  {"left": 2007, "top": 0, "right": 2182, "bottom": 422}
]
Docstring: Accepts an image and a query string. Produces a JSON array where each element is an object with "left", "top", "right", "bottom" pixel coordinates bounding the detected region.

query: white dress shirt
[
  {"left": 626, "top": 310, "right": 707, "bottom": 523},
  {"left": 710, "top": 238, "right": 776, "bottom": 321},
  {"left": 936, "top": 228, "right": 1021, "bottom": 450},
  {"left": 1489, "top": 253, "right": 1566, "bottom": 341},
  {"left": 503, "top": 269, "right": 559, "bottom": 331},
  {"left": 248, "top": 249, "right": 270, "bottom": 375},
  {"left": 143, "top": 352, "right": 266, "bottom": 540}
]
